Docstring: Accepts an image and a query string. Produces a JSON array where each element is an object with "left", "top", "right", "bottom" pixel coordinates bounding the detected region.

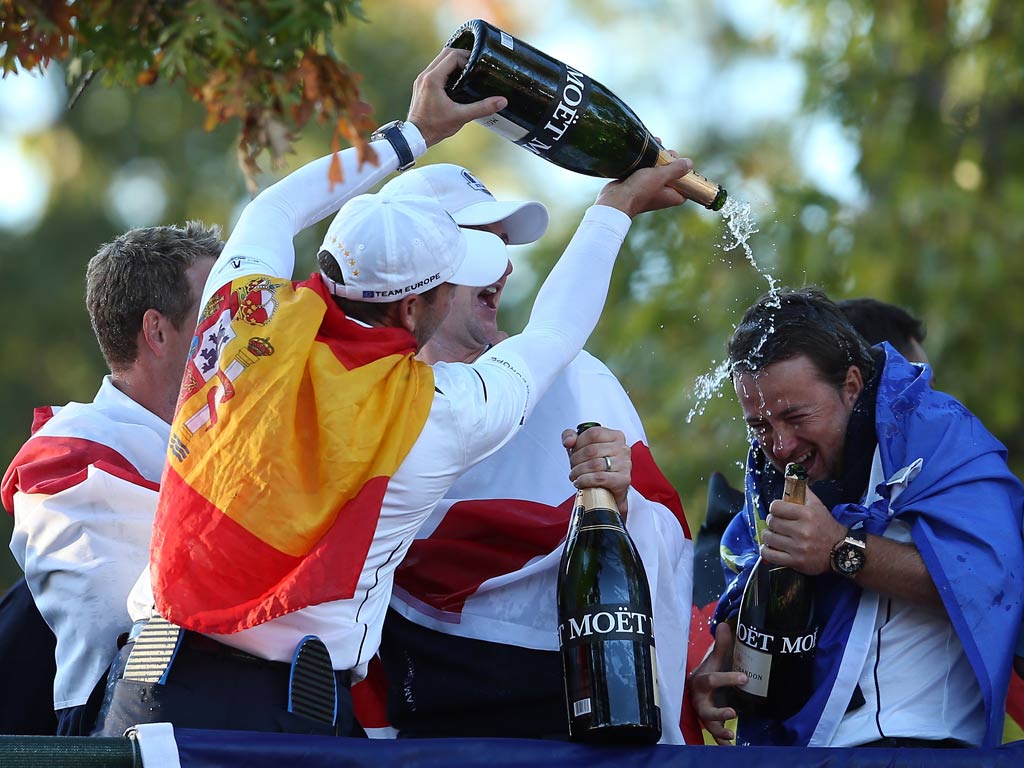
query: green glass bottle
[
  {"left": 556, "top": 422, "right": 661, "bottom": 744},
  {"left": 445, "top": 19, "right": 727, "bottom": 211},
  {"left": 731, "top": 462, "right": 818, "bottom": 720}
]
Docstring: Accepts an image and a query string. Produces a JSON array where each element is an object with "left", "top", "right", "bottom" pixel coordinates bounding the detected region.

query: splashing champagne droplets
[
  {"left": 692, "top": 198, "right": 786, "bottom": 423},
  {"left": 686, "top": 360, "right": 731, "bottom": 424},
  {"left": 687, "top": 198, "right": 783, "bottom": 422},
  {"left": 720, "top": 198, "right": 775, "bottom": 293}
]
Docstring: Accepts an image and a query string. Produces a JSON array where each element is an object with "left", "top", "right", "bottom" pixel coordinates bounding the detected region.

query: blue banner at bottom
[{"left": 168, "top": 729, "right": 1024, "bottom": 768}]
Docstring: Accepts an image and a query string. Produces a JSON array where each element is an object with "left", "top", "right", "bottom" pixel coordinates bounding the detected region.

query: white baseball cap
[
  {"left": 381, "top": 164, "right": 549, "bottom": 245},
  {"left": 318, "top": 194, "right": 508, "bottom": 303}
]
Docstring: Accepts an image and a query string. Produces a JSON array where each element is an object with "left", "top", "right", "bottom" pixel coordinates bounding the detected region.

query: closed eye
[
  {"left": 783, "top": 412, "right": 810, "bottom": 428},
  {"left": 747, "top": 422, "right": 770, "bottom": 437}
]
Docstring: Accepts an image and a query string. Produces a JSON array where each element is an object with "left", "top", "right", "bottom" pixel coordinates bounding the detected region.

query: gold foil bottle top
[
  {"left": 576, "top": 486, "right": 619, "bottom": 512},
  {"left": 783, "top": 462, "right": 807, "bottom": 505},
  {"left": 655, "top": 150, "right": 728, "bottom": 211}
]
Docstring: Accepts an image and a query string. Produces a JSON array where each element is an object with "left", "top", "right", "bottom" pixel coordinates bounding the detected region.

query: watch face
[{"left": 835, "top": 542, "right": 866, "bottom": 575}]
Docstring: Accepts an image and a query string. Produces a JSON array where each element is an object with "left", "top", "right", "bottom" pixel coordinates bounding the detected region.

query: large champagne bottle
[
  {"left": 731, "top": 462, "right": 818, "bottom": 720},
  {"left": 557, "top": 423, "right": 661, "bottom": 745},
  {"left": 445, "top": 19, "right": 727, "bottom": 211}
]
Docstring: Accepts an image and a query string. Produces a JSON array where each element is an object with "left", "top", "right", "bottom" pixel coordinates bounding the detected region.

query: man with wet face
[{"left": 689, "top": 287, "right": 1023, "bottom": 749}]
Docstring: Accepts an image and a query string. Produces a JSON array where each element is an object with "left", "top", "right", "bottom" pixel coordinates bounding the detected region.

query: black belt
[
  {"left": 123, "top": 618, "right": 349, "bottom": 724},
  {"left": 857, "top": 737, "right": 969, "bottom": 749},
  {"left": 180, "top": 631, "right": 352, "bottom": 688}
]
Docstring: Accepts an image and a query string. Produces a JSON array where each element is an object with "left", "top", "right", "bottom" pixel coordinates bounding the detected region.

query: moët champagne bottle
[
  {"left": 445, "top": 19, "right": 727, "bottom": 211},
  {"left": 557, "top": 422, "right": 661, "bottom": 745},
  {"left": 731, "top": 462, "right": 818, "bottom": 720}
]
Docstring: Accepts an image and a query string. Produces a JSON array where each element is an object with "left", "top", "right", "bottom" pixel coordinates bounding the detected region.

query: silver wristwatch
[{"left": 371, "top": 120, "right": 415, "bottom": 172}]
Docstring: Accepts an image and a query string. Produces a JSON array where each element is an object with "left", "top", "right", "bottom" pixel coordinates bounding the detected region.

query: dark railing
[{"left": 0, "top": 736, "right": 139, "bottom": 767}]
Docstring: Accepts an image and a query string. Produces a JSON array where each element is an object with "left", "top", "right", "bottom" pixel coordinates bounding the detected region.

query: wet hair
[
  {"left": 728, "top": 287, "right": 874, "bottom": 388},
  {"left": 86, "top": 221, "right": 222, "bottom": 371},
  {"left": 837, "top": 297, "right": 926, "bottom": 358}
]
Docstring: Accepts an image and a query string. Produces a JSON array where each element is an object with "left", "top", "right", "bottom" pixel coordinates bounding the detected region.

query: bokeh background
[{"left": 2, "top": 0, "right": 1022, "bottom": 590}]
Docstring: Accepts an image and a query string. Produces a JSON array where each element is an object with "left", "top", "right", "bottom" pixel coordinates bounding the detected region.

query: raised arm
[
  {"left": 201, "top": 48, "right": 508, "bottom": 306},
  {"left": 474, "top": 158, "right": 692, "bottom": 420}
]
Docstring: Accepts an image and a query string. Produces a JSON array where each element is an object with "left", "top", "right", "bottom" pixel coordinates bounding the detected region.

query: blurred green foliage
[
  {"left": 0, "top": 1, "right": 374, "bottom": 192},
  {"left": 2, "top": 0, "right": 1023, "bottom": 594}
]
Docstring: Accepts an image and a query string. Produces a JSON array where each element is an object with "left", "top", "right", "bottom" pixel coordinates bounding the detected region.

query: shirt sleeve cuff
[
  {"left": 401, "top": 122, "right": 428, "bottom": 161},
  {"left": 585, "top": 204, "right": 633, "bottom": 236}
]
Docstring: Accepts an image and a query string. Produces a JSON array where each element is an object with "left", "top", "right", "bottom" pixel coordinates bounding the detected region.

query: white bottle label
[
  {"left": 651, "top": 651, "right": 661, "bottom": 709},
  {"left": 515, "top": 64, "right": 591, "bottom": 158},
  {"left": 474, "top": 112, "right": 529, "bottom": 142},
  {"left": 733, "top": 639, "right": 771, "bottom": 697}
]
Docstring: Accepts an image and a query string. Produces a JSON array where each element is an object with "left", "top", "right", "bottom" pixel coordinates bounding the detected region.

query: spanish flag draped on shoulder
[{"left": 151, "top": 272, "right": 434, "bottom": 634}]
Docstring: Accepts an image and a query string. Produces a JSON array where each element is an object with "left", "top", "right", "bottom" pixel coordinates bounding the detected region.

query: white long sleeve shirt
[{"left": 129, "top": 123, "right": 636, "bottom": 681}]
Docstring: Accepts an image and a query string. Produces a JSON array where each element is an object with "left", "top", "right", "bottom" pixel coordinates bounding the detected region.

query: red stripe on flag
[
  {"left": 2, "top": 435, "right": 158, "bottom": 514},
  {"left": 153, "top": 466, "right": 391, "bottom": 633},
  {"left": 301, "top": 275, "right": 419, "bottom": 369},
  {"left": 1007, "top": 670, "right": 1024, "bottom": 730},
  {"left": 683, "top": 600, "right": 719, "bottom": 744},
  {"left": 395, "top": 441, "right": 686, "bottom": 616},
  {"left": 351, "top": 655, "right": 391, "bottom": 729},
  {"left": 630, "top": 442, "right": 690, "bottom": 539},
  {"left": 395, "top": 495, "right": 575, "bottom": 615},
  {"left": 30, "top": 406, "right": 56, "bottom": 435}
]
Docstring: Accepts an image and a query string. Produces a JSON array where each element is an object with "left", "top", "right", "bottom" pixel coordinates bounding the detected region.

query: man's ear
[
  {"left": 842, "top": 364, "right": 864, "bottom": 406},
  {"left": 397, "top": 293, "right": 421, "bottom": 336},
  {"left": 139, "top": 308, "right": 167, "bottom": 357}
]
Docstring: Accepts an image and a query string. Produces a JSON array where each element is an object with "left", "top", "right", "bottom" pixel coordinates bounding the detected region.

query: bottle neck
[
  {"left": 782, "top": 476, "right": 807, "bottom": 504},
  {"left": 577, "top": 487, "right": 617, "bottom": 511},
  {"left": 576, "top": 488, "right": 624, "bottom": 528}
]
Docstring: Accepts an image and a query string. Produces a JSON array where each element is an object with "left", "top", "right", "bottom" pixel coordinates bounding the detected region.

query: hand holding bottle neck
[
  {"left": 654, "top": 150, "right": 727, "bottom": 211},
  {"left": 594, "top": 157, "right": 693, "bottom": 218},
  {"left": 565, "top": 424, "right": 631, "bottom": 517}
]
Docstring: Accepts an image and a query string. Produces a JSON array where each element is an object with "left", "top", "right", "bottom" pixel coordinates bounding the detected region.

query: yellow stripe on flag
[{"left": 170, "top": 275, "right": 433, "bottom": 557}]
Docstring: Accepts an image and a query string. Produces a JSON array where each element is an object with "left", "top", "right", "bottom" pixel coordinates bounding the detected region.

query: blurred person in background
[{"left": 837, "top": 297, "right": 929, "bottom": 367}]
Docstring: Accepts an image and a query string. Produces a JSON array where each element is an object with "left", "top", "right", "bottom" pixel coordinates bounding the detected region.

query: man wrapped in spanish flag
[{"left": 93, "top": 47, "right": 695, "bottom": 737}]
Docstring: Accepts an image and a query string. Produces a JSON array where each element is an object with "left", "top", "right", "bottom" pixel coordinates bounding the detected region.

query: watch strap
[{"left": 372, "top": 121, "right": 415, "bottom": 172}]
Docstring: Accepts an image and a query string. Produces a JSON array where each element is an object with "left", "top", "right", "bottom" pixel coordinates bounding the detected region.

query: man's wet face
[{"left": 734, "top": 355, "right": 863, "bottom": 484}]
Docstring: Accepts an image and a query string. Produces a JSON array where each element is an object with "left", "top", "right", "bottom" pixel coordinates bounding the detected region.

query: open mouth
[
  {"left": 788, "top": 450, "right": 816, "bottom": 478},
  {"left": 477, "top": 281, "right": 503, "bottom": 311}
]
